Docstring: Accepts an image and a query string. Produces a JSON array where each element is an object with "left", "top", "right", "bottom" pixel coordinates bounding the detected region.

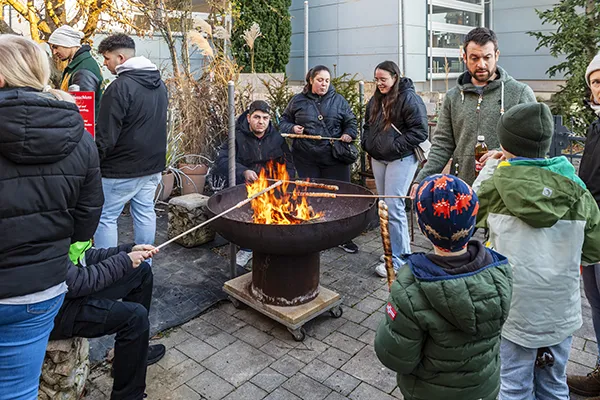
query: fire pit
[{"left": 207, "top": 179, "right": 376, "bottom": 306}]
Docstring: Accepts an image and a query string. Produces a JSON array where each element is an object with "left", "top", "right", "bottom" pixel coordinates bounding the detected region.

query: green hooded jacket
[
  {"left": 475, "top": 156, "right": 600, "bottom": 348},
  {"left": 416, "top": 66, "right": 536, "bottom": 185},
  {"left": 374, "top": 246, "right": 512, "bottom": 400},
  {"left": 60, "top": 45, "right": 104, "bottom": 112}
]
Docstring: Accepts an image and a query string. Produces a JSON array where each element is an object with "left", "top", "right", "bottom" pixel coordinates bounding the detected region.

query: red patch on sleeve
[{"left": 386, "top": 303, "right": 397, "bottom": 320}]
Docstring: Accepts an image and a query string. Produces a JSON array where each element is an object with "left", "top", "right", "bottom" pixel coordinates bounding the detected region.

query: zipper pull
[{"left": 476, "top": 94, "right": 483, "bottom": 112}]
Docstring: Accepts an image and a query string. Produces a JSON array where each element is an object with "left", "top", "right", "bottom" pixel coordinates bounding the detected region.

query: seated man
[
  {"left": 50, "top": 241, "right": 165, "bottom": 400},
  {"left": 215, "top": 100, "right": 295, "bottom": 267}
]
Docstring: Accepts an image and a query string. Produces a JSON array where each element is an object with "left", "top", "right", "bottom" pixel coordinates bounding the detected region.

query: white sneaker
[
  {"left": 380, "top": 254, "right": 385, "bottom": 262},
  {"left": 375, "top": 262, "right": 394, "bottom": 278},
  {"left": 236, "top": 250, "right": 253, "bottom": 267}
]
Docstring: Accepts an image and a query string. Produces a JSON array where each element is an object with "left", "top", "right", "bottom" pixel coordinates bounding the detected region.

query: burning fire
[{"left": 246, "top": 162, "right": 322, "bottom": 224}]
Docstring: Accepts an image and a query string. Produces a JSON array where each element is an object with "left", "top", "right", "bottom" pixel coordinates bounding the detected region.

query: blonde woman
[{"left": 0, "top": 35, "right": 103, "bottom": 398}]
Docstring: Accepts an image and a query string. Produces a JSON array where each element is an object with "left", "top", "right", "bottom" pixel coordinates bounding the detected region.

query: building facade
[{"left": 287, "top": 0, "right": 564, "bottom": 94}]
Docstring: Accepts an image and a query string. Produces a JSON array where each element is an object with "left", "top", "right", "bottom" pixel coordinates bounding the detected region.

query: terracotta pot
[
  {"left": 365, "top": 178, "right": 377, "bottom": 195},
  {"left": 155, "top": 172, "right": 175, "bottom": 201},
  {"left": 179, "top": 163, "right": 208, "bottom": 195}
]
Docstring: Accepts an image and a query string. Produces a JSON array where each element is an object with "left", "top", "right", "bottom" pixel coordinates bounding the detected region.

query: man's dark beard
[{"left": 471, "top": 67, "right": 496, "bottom": 84}]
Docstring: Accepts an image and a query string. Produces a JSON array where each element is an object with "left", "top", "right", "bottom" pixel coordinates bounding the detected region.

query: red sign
[{"left": 72, "top": 92, "right": 95, "bottom": 137}]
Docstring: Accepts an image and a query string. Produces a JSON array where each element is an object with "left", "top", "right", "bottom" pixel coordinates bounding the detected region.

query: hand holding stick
[
  {"left": 282, "top": 133, "right": 356, "bottom": 142},
  {"left": 378, "top": 200, "right": 395, "bottom": 290},
  {"left": 156, "top": 180, "right": 284, "bottom": 251}
]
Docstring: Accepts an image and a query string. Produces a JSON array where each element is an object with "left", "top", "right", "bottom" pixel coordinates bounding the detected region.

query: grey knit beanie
[
  {"left": 48, "top": 25, "right": 84, "bottom": 48},
  {"left": 497, "top": 103, "right": 554, "bottom": 158},
  {"left": 586, "top": 53, "right": 600, "bottom": 87}
]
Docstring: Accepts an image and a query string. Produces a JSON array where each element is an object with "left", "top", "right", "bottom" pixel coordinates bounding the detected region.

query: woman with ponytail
[
  {"left": 362, "top": 61, "right": 428, "bottom": 277},
  {"left": 0, "top": 35, "right": 103, "bottom": 398}
]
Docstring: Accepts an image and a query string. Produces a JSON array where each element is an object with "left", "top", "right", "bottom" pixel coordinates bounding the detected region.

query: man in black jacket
[
  {"left": 215, "top": 100, "right": 295, "bottom": 267},
  {"left": 50, "top": 241, "right": 164, "bottom": 400},
  {"left": 94, "top": 34, "right": 167, "bottom": 252}
]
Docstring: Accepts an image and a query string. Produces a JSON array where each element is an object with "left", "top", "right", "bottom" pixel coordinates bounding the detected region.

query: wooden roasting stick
[
  {"left": 298, "top": 192, "right": 411, "bottom": 199},
  {"left": 266, "top": 179, "right": 339, "bottom": 191},
  {"left": 378, "top": 200, "right": 395, "bottom": 290},
  {"left": 281, "top": 133, "right": 358, "bottom": 142},
  {"left": 156, "top": 180, "right": 284, "bottom": 250}
]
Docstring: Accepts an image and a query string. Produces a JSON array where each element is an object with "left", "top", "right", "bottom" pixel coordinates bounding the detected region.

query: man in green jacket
[
  {"left": 410, "top": 27, "right": 536, "bottom": 193},
  {"left": 474, "top": 103, "right": 600, "bottom": 399},
  {"left": 375, "top": 174, "right": 512, "bottom": 400},
  {"left": 48, "top": 25, "right": 103, "bottom": 112}
]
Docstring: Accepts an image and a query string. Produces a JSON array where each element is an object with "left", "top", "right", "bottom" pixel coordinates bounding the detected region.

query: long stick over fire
[
  {"left": 298, "top": 192, "right": 411, "bottom": 199},
  {"left": 266, "top": 179, "right": 339, "bottom": 191},
  {"left": 378, "top": 200, "right": 395, "bottom": 290},
  {"left": 281, "top": 133, "right": 358, "bottom": 142},
  {"left": 156, "top": 180, "right": 284, "bottom": 250}
]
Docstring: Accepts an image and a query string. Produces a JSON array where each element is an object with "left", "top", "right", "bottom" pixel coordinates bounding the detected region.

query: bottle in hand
[{"left": 475, "top": 135, "right": 488, "bottom": 175}]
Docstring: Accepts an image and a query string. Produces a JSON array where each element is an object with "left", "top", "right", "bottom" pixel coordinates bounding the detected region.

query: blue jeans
[
  {"left": 372, "top": 155, "right": 418, "bottom": 269},
  {"left": 0, "top": 294, "right": 65, "bottom": 400},
  {"left": 500, "top": 336, "right": 572, "bottom": 400},
  {"left": 582, "top": 264, "right": 600, "bottom": 364},
  {"left": 95, "top": 173, "right": 161, "bottom": 249}
]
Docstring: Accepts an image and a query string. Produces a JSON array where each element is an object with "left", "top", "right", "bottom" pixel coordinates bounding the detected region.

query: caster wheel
[
  {"left": 287, "top": 327, "right": 306, "bottom": 342},
  {"left": 229, "top": 296, "right": 243, "bottom": 309},
  {"left": 329, "top": 306, "right": 343, "bottom": 318}
]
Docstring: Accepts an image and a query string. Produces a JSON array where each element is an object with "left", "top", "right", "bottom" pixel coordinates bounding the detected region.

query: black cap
[{"left": 248, "top": 100, "right": 271, "bottom": 115}]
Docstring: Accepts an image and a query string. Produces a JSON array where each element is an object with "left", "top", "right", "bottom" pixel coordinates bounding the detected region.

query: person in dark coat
[
  {"left": 567, "top": 53, "right": 600, "bottom": 397},
  {"left": 94, "top": 33, "right": 168, "bottom": 252},
  {"left": 216, "top": 100, "right": 295, "bottom": 185},
  {"left": 215, "top": 100, "right": 295, "bottom": 267},
  {"left": 51, "top": 241, "right": 163, "bottom": 400},
  {"left": 362, "top": 61, "right": 428, "bottom": 278},
  {"left": 280, "top": 65, "right": 359, "bottom": 253},
  {"left": 0, "top": 35, "right": 103, "bottom": 398}
]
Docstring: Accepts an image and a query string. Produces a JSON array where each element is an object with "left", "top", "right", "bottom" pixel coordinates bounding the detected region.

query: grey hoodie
[{"left": 415, "top": 66, "right": 536, "bottom": 185}]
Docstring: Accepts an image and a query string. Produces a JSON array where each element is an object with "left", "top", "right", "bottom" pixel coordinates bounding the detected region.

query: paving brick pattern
[{"left": 84, "top": 228, "right": 597, "bottom": 400}]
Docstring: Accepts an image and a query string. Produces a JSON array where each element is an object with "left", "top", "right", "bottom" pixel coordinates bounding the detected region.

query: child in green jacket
[
  {"left": 474, "top": 102, "right": 600, "bottom": 399},
  {"left": 375, "top": 174, "right": 512, "bottom": 400}
]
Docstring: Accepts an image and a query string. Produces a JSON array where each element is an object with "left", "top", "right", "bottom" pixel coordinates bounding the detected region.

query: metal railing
[{"left": 549, "top": 115, "right": 586, "bottom": 164}]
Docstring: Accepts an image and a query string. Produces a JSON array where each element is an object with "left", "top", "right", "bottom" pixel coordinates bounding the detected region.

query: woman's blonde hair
[{"left": 0, "top": 34, "right": 74, "bottom": 102}]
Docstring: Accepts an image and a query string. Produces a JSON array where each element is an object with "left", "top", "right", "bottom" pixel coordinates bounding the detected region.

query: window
[
  {"left": 431, "top": 6, "right": 481, "bottom": 27},
  {"left": 427, "top": 0, "right": 488, "bottom": 80}
]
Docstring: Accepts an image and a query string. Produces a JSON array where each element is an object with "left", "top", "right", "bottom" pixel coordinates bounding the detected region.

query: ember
[{"left": 246, "top": 162, "right": 322, "bottom": 224}]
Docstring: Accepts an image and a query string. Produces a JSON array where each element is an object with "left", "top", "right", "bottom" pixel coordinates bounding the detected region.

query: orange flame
[{"left": 246, "top": 162, "right": 321, "bottom": 224}]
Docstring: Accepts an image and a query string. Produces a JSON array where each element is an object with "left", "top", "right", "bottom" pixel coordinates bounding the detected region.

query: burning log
[{"left": 378, "top": 200, "right": 395, "bottom": 290}]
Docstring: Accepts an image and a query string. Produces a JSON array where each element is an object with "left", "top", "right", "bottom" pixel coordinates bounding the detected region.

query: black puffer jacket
[
  {"left": 280, "top": 86, "right": 357, "bottom": 166},
  {"left": 96, "top": 58, "right": 167, "bottom": 178},
  {"left": 579, "top": 118, "right": 600, "bottom": 204},
  {"left": 0, "top": 88, "right": 104, "bottom": 299},
  {"left": 362, "top": 78, "right": 428, "bottom": 162},
  {"left": 216, "top": 111, "right": 295, "bottom": 184}
]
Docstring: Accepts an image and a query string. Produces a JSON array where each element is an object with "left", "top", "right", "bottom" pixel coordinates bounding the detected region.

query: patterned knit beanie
[{"left": 415, "top": 174, "right": 479, "bottom": 252}]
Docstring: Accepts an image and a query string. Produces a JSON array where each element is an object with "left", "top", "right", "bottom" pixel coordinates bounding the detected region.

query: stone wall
[{"left": 39, "top": 338, "right": 89, "bottom": 400}]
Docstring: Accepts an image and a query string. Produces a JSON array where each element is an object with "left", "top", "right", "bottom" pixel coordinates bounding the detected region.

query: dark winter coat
[
  {"left": 374, "top": 242, "right": 512, "bottom": 400},
  {"left": 216, "top": 111, "right": 295, "bottom": 184},
  {"left": 0, "top": 88, "right": 104, "bottom": 299},
  {"left": 66, "top": 243, "right": 135, "bottom": 299},
  {"left": 362, "top": 78, "right": 429, "bottom": 162},
  {"left": 579, "top": 118, "right": 600, "bottom": 205},
  {"left": 60, "top": 45, "right": 104, "bottom": 112},
  {"left": 279, "top": 86, "right": 357, "bottom": 166},
  {"left": 96, "top": 58, "right": 167, "bottom": 179}
]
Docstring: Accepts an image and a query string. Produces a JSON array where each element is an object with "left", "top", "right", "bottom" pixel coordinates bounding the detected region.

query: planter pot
[
  {"left": 155, "top": 172, "right": 175, "bottom": 202},
  {"left": 179, "top": 163, "right": 208, "bottom": 195}
]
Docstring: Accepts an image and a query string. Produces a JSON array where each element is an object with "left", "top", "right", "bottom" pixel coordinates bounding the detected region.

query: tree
[
  {"left": 230, "top": 0, "right": 291, "bottom": 73},
  {"left": 529, "top": 0, "right": 600, "bottom": 135},
  {"left": 0, "top": 0, "right": 143, "bottom": 43}
]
